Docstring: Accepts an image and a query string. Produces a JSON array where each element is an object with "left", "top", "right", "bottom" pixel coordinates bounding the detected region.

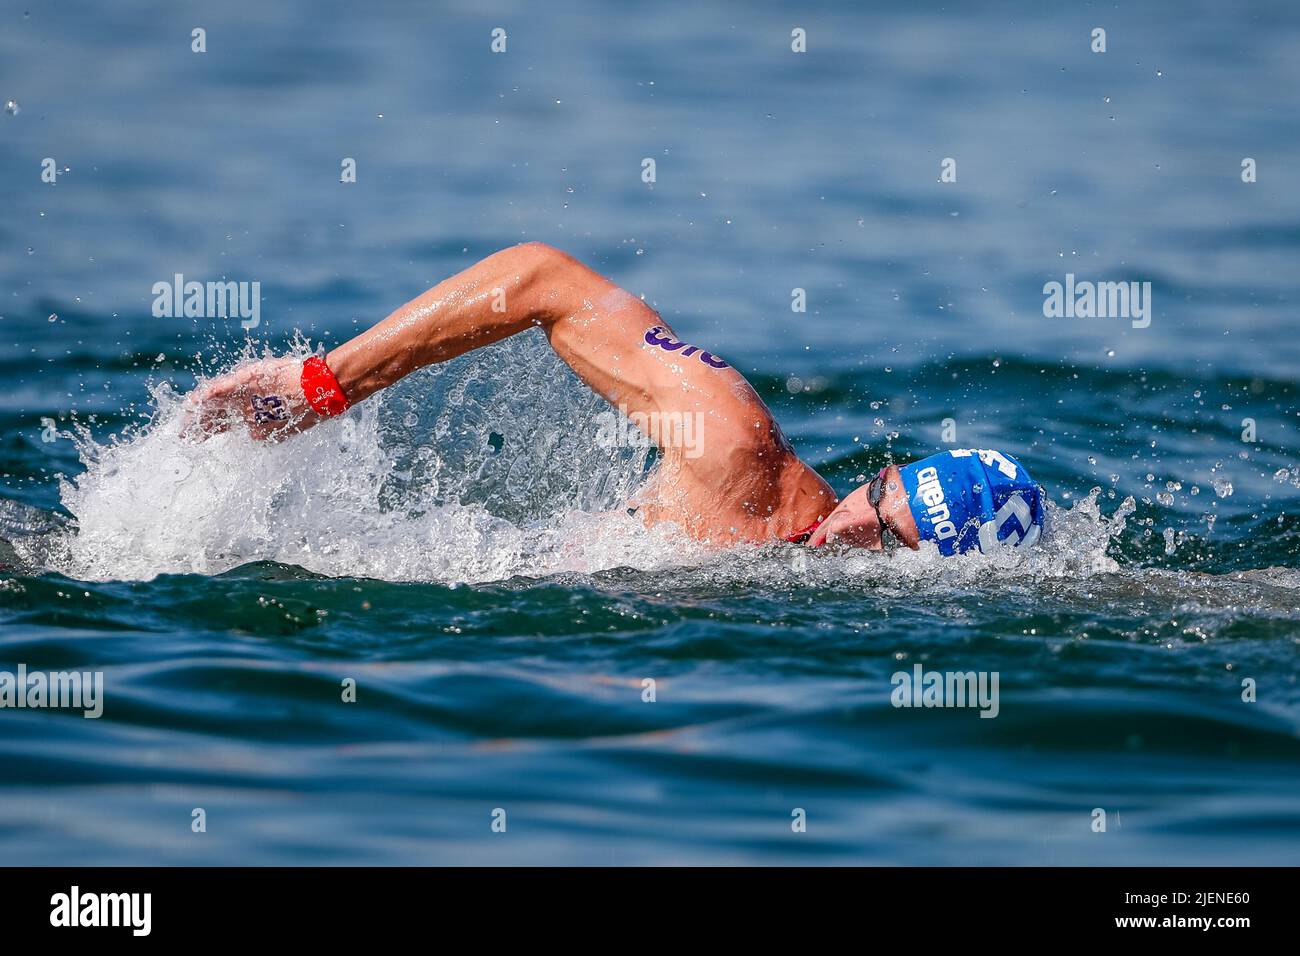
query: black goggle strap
[{"left": 867, "top": 467, "right": 898, "bottom": 548}]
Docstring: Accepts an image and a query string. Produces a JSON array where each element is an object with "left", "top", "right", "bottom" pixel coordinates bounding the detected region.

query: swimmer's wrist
[
  {"left": 300, "top": 355, "right": 352, "bottom": 417},
  {"left": 322, "top": 342, "right": 396, "bottom": 406}
]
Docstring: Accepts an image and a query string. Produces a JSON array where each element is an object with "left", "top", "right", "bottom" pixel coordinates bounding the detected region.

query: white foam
[{"left": 43, "top": 338, "right": 704, "bottom": 583}]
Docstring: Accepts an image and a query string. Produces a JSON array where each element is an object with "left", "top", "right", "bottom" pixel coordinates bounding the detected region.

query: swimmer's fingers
[
  {"left": 245, "top": 403, "right": 322, "bottom": 442},
  {"left": 807, "top": 509, "right": 881, "bottom": 550},
  {"left": 805, "top": 522, "right": 832, "bottom": 548},
  {"left": 180, "top": 368, "right": 265, "bottom": 440},
  {"left": 180, "top": 381, "right": 240, "bottom": 441}
]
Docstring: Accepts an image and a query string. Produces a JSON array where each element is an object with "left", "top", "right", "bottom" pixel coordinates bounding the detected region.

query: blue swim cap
[{"left": 897, "top": 449, "right": 1044, "bottom": 556}]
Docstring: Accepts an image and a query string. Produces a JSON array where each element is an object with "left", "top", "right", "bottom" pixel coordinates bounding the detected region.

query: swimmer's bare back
[{"left": 184, "top": 242, "right": 836, "bottom": 544}]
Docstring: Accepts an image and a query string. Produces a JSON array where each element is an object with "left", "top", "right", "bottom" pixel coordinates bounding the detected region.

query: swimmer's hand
[
  {"left": 181, "top": 356, "right": 324, "bottom": 442},
  {"left": 806, "top": 483, "right": 883, "bottom": 550}
]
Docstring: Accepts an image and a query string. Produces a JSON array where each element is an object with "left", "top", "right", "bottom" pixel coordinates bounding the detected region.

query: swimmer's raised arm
[
  {"left": 326, "top": 242, "right": 772, "bottom": 454},
  {"left": 190, "top": 243, "right": 772, "bottom": 458},
  {"left": 326, "top": 243, "right": 602, "bottom": 405},
  {"left": 187, "top": 243, "right": 623, "bottom": 439},
  {"left": 187, "top": 243, "right": 575, "bottom": 438}
]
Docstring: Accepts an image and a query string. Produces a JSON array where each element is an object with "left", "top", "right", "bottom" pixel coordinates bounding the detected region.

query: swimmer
[{"left": 183, "top": 243, "right": 1044, "bottom": 553}]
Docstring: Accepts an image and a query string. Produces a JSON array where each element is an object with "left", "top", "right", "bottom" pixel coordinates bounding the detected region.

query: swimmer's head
[{"left": 809, "top": 449, "right": 1044, "bottom": 555}]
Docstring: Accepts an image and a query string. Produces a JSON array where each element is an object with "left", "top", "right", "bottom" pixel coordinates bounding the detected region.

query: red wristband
[{"left": 300, "top": 356, "right": 351, "bottom": 417}]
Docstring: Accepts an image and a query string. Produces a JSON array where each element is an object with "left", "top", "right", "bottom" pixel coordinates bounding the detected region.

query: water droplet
[
  {"left": 47, "top": 313, "right": 57, "bottom": 322},
  {"left": 1212, "top": 479, "right": 1233, "bottom": 499},
  {"left": 4, "top": 99, "right": 19, "bottom": 116}
]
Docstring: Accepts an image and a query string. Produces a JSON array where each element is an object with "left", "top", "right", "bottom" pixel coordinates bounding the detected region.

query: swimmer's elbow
[
  {"left": 509, "top": 242, "right": 602, "bottom": 325},
  {"left": 512, "top": 241, "right": 580, "bottom": 280}
]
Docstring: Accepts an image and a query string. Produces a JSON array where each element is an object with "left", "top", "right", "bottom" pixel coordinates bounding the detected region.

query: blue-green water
[{"left": 2, "top": 0, "right": 1299, "bottom": 864}]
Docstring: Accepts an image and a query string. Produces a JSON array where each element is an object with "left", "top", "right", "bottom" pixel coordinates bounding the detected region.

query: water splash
[
  {"left": 27, "top": 335, "right": 1139, "bottom": 586},
  {"left": 37, "top": 335, "right": 685, "bottom": 583}
]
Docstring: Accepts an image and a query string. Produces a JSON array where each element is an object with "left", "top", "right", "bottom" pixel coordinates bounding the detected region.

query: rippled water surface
[{"left": 2, "top": 0, "right": 1299, "bottom": 864}]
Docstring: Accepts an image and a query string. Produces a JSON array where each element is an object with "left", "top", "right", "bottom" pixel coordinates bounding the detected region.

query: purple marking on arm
[
  {"left": 644, "top": 326, "right": 730, "bottom": 368},
  {"left": 644, "top": 327, "right": 686, "bottom": 351}
]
